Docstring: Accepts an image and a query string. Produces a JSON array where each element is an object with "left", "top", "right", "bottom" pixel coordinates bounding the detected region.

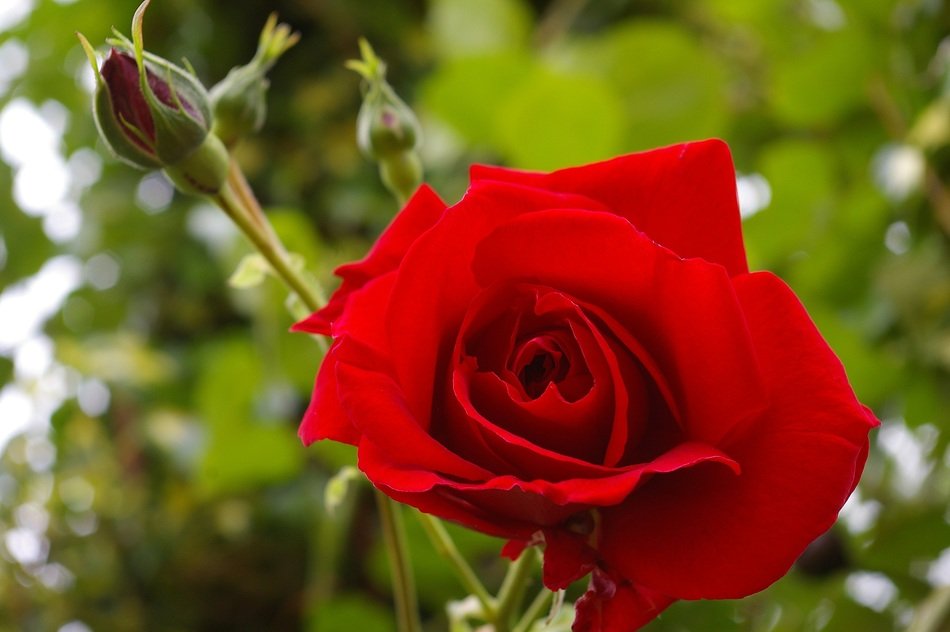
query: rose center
[{"left": 513, "top": 336, "right": 569, "bottom": 399}]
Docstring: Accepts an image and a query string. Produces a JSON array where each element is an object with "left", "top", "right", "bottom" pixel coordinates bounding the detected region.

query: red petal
[
  {"left": 362, "top": 437, "right": 737, "bottom": 514},
  {"left": 597, "top": 272, "right": 877, "bottom": 599},
  {"left": 471, "top": 208, "right": 768, "bottom": 447},
  {"left": 446, "top": 283, "right": 636, "bottom": 470},
  {"left": 298, "top": 339, "right": 359, "bottom": 446},
  {"left": 335, "top": 351, "right": 492, "bottom": 482},
  {"left": 292, "top": 184, "right": 446, "bottom": 335},
  {"left": 385, "top": 181, "right": 610, "bottom": 423},
  {"left": 572, "top": 568, "right": 674, "bottom": 632},
  {"left": 297, "top": 273, "right": 399, "bottom": 445},
  {"left": 471, "top": 139, "right": 748, "bottom": 276},
  {"left": 542, "top": 528, "right": 598, "bottom": 590},
  {"left": 501, "top": 538, "right": 531, "bottom": 560}
]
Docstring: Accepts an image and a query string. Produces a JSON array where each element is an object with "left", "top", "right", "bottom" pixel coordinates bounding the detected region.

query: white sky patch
[
  {"left": 0, "top": 0, "right": 34, "bottom": 32},
  {"left": 77, "top": 379, "right": 110, "bottom": 417},
  {"left": 15, "top": 156, "right": 70, "bottom": 215},
  {"left": 3, "top": 526, "right": 48, "bottom": 566},
  {"left": 67, "top": 148, "right": 103, "bottom": 188},
  {"left": 14, "top": 336, "right": 54, "bottom": 381},
  {"left": 43, "top": 202, "right": 83, "bottom": 243},
  {"left": 884, "top": 221, "right": 911, "bottom": 255},
  {"left": 877, "top": 420, "right": 937, "bottom": 499},
  {"left": 136, "top": 172, "right": 175, "bottom": 213},
  {"left": 0, "top": 255, "right": 82, "bottom": 353},
  {"left": 0, "top": 39, "right": 29, "bottom": 97},
  {"left": 873, "top": 144, "right": 925, "bottom": 202},
  {"left": 0, "top": 98, "right": 60, "bottom": 168},
  {"left": 839, "top": 489, "right": 882, "bottom": 534},
  {"left": 0, "top": 98, "right": 79, "bottom": 243},
  {"left": 927, "top": 548, "right": 950, "bottom": 586},
  {"left": 187, "top": 202, "right": 239, "bottom": 255},
  {"left": 0, "top": 386, "right": 34, "bottom": 452},
  {"left": 846, "top": 571, "right": 898, "bottom": 612},
  {"left": 805, "top": 0, "right": 847, "bottom": 30},
  {"left": 737, "top": 173, "right": 772, "bottom": 219},
  {"left": 84, "top": 252, "right": 120, "bottom": 290}
]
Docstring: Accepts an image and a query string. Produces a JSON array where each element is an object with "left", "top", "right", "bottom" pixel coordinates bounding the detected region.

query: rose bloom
[{"left": 295, "top": 140, "right": 877, "bottom": 631}]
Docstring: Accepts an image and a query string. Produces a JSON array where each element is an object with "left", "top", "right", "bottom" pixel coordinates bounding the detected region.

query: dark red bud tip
[{"left": 100, "top": 49, "right": 156, "bottom": 150}]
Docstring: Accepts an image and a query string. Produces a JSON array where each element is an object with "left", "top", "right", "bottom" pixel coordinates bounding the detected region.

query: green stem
[
  {"left": 417, "top": 512, "right": 497, "bottom": 618},
  {"left": 908, "top": 586, "right": 950, "bottom": 632},
  {"left": 495, "top": 547, "right": 538, "bottom": 632},
  {"left": 213, "top": 179, "right": 325, "bottom": 314},
  {"left": 375, "top": 488, "right": 423, "bottom": 632},
  {"left": 212, "top": 160, "right": 422, "bottom": 631},
  {"left": 512, "top": 588, "right": 554, "bottom": 632}
]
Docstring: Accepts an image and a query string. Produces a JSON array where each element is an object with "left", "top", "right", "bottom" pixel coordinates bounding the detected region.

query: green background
[{"left": 1, "top": 0, "right": 948, "bottom": 630}]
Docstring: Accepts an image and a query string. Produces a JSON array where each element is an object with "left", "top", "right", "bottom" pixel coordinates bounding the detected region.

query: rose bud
[
  {"left": 348, "top": 39, "right": 423, "bottom": 202},
  {"left": 294, "top": 140, "right": 879, "bottom": 631},
  {"left": 210, "top": 13, "right": 300, "bottom": 147},
  {"left": 77, "top": 0, "right": 228, "bottom": 195}
]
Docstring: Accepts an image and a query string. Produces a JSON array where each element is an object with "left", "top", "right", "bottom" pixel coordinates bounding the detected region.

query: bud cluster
[
  {"left": 347, "top": 39, "right": 423, "bottom": 203},
  {"left": 78, "top": 0, "right": 297, "bottom": 196}
]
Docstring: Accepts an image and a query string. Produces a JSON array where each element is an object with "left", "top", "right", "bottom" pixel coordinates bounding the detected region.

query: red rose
[{"left": 295, "top": 140, "right": 877, "bottom": 630}]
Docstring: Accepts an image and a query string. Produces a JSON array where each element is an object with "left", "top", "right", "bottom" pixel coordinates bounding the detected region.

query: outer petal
[
  {"left": 386, "top": 182, "right": 612, "bottom": 423},
  {"left": 359, "top": 437, "right": 737, "bottom": 532},
  {"left": 335, "top": 352, "right": 492, "bottom": 482},
  {"left": 597, "top": 272, "right": 877, "bottom": 599},
  {"left": 471, "top": 209, "right": 768, "bottom": 448},
  {"left": 292, "top": 184, "right": 446, "bottom": 335},
  {"left": 298, "top": 272, "right": 400, "bottom": 446},
  {"left": 573, "top": 569, "right": 674, "bottom": 632},
  {"left": 298, "top": 339, "right": 359, "bottom": 445},
  {"left": 471, "top": 139, "right": 748, "bottom": 276}
]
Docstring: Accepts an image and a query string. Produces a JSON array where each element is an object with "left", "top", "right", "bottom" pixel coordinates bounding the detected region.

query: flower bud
[
  {"left": 356, "top": 80, "right": 421, "bottom": 160},
  {"left": 77, "top": 0, "right": 228, "bottom": 194},
  {"left": 347, "top": 39, "right": 423, "bottom": 202},
  {"left": 209, "top": 13, "right": 299, "bottom": 147}
]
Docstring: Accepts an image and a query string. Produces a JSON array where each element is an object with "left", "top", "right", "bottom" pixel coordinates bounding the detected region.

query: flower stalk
[
  {"left": 495, "top": 548, "right": 539, "bottom": 632},
  {"left": 82, "top": 6, "right": 546, "bottom": 631},
  {"left": 347, "top": 38, "right": 423, "bottom": 204},
  {"left": 417, "top": 512, "right": 498, "bottom": 619}
]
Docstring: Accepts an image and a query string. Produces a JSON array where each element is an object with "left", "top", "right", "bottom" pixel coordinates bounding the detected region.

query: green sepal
[
  {"left": 127, "top": 0, "right": 214, "bottom": 165},
  {"left": 209, "top": 13, "right": 299, "bottom": 147},
  {"left": 93, "top": 76, "right": 163, "bottom": 169},
  {"left": 356, "top": 81, "right": 421, "bottom": 160},
  {"left": 349, "top": 39, "right": 421, "bottom": 161},
  {"left": 162, "top": 132, "right": 230, "bottom": 196},
  {"left": 209, "top": 66, "right": 269, "bottom": 147}
]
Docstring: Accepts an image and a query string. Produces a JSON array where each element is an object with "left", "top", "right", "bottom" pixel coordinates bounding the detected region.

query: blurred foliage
[{"left": 1, "top": 0, "right": 949, "bottom": 631}]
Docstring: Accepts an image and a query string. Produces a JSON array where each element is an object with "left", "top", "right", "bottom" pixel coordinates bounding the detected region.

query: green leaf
[
  {"left": 566, "top": 20, "right": 730, "bottom": 151},
  {"left": 768, "top": 27, "right": 875, "bottom": 128},
  {"left": 421, "top": 52, "right": 533, "bottom": 148},
  {"left": 428, "top": 0, "right": 532, "bottom": 59},
  {"left": 309, "top": 594, "right": 396, "bottom": 632},
  {"left": 743, "top": 139, "right": 836, "bottom": 268},
  {"left": 324, "top": 465, "right": 361, "bottom": 516},
  {"left": 495, "top": 70, "right": 625, "bottom": 170},
  {"left": 198, "top": 423, "right": 304, "bottom": 496},
  {"left": 228, "top": 253, "right": 270, "bottom": 288},
  {"left": 193, "top": 337, "right": 304, "bottom": 495}
]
